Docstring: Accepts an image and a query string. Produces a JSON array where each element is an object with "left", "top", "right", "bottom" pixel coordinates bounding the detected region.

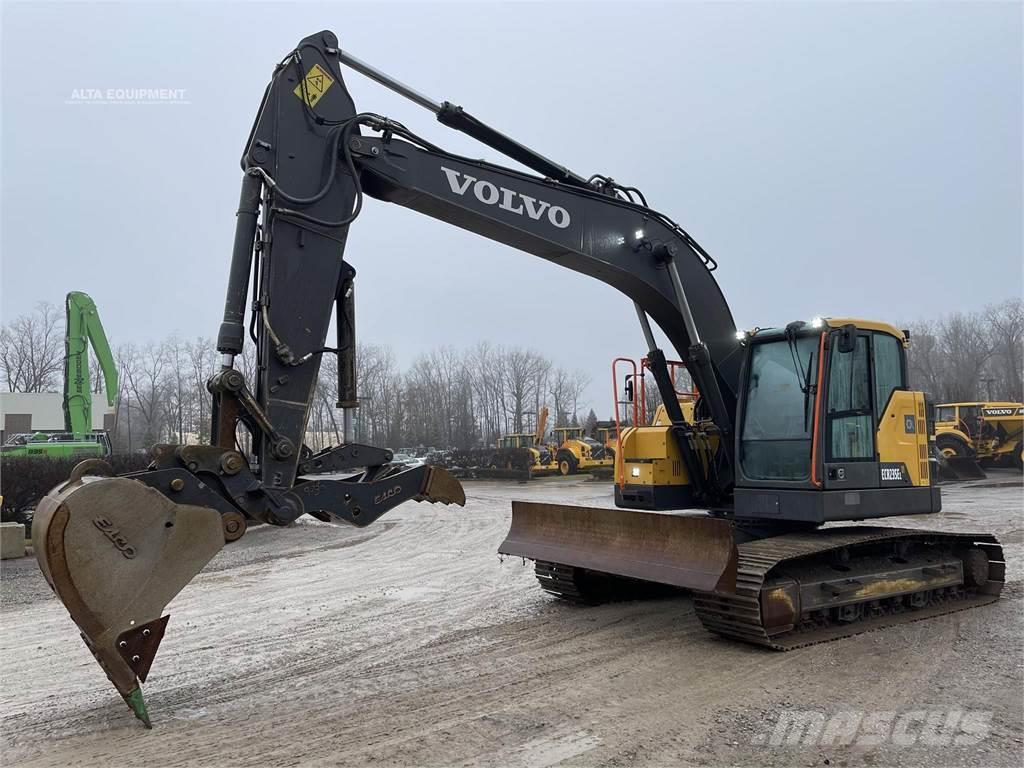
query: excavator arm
[
  {"left": 223, "top": 30, "right": 742, "bottom": 499},
  {"left": 63, "top": 291, "right": 117, "bottom": 439},
  {"left": 32, "top": 30, "right": 741, "bottom": 726}
]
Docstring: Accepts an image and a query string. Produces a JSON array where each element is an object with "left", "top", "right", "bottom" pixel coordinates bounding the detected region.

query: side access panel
[{"left": 733, "top": 485, "right": 941, "bottom": 524}]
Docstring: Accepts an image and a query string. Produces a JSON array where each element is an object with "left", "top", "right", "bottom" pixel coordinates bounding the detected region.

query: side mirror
[
  {"left": 838, "top": 324, "right": 857, "bottom": 354},
  {"left": 624, "top": 377, "right": 634, "bottom": 402}
]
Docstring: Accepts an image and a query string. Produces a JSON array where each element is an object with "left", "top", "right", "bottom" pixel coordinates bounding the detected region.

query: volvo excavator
[{"left": 33, "top": 31, "right": 1003, "bottom": 727}]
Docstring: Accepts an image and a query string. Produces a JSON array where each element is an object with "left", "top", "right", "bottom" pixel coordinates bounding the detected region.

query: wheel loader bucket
[
  {"left": 33, "top": 474, "right": 225, "bottom": 727},
  {"left": 499, "top": 501, "right": 738, "bottom": 593}
]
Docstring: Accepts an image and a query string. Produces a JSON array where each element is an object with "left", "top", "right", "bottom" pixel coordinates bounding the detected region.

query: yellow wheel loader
[
  {"left": 551, "top": 426, "right": 615, "bottom": 475},
  {"left": 494, "top": 407, "right": 558, "bottom": 474},
  {"left": 34, "top": 31, "right": 1002, "bottom": 727}
]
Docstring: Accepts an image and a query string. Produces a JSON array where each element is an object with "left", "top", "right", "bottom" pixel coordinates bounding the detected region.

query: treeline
[
  {"left": 0, "top": 309, "right": 594, "bottom": 451},
  {"left": 904, "top": 298, "right": 1022, "bottom": 404},
  {"left": 2, "top": 298, "right": 1021, "bottom": 453}
]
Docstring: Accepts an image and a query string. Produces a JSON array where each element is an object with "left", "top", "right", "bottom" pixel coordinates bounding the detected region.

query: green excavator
[{"left": 1, "top": 292, "right": 118, "bottom": 458}]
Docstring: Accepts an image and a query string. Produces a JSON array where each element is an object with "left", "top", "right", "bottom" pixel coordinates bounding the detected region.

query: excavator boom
[{"left": 63, "top": 291, "right": 117, "bottom": 440}]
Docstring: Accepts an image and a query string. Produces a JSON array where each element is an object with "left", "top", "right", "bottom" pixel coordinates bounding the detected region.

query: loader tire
[
  {"left": 936, "top": 434, "right": 972, "bottom": 459},
  {"left": 557, "top": 450, "right": 578, "bottom": 476}
]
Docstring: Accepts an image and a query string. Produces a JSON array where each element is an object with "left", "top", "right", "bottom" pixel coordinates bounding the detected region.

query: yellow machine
[
  {"left": 552, "top": 426, "right": 615, "bottom": 475},
  {"left": 615, "top": 396, "right": 705, "bottom": 507},
  {"left": 495, "top": 433, "right": 536, "bottom": 450},
  {"left": 615, "top": 320, "right": 935, "bottom": 508},
  {"left": 935, "top": 402, "right": 1023, "bottom": 469},
  {"left": 496, "top": 407, "right": 558, "bottom": 474},
  {"left": 595, "top": 423, "right": 618, "bottom": 453}
]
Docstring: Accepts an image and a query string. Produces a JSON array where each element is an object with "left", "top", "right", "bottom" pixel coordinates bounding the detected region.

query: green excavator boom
[{"left": 63, "top": 291, "right": 118, "bottom": 440}]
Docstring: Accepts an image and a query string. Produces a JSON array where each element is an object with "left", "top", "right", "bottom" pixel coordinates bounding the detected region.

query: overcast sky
[{"left": 2, "top": 1, "right": 1021, "bottom": 414}]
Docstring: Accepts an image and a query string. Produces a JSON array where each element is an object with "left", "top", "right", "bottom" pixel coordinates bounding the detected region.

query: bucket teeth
[
  {"left": 32, "top": 476, "right": 225, "bottom": 726},
  {"left": 124, "top": 687, "right": 152, "bottom": 729},
  {"left": 415, "top": 466, "right": 466, "bottom": 506}
]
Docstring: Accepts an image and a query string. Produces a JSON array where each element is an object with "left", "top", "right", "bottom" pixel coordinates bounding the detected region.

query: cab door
[
  {"left": 822, "top": 328, "right": 910, "bottom": 489},
  {"left": 957, "top": 404, "right": 982, "bottom": 440},
  {"left": 823, "top": 331, "right": 878, "bottom": 488}
]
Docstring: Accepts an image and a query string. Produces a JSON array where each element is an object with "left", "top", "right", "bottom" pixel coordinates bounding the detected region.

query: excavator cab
[
  {"left": 732, "top": 319, "right": 937, "bottom": 522},
  {"left": 615, "top": 319, "right": 938, "bottom": 519}
]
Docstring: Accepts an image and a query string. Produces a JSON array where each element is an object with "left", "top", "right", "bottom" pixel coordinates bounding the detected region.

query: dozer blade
[
  {"left": 499, "top": 501, "right": 738, "bottom": 593},
  {"left": 33, "top": 475, "right": 225, "bottom": 727}
]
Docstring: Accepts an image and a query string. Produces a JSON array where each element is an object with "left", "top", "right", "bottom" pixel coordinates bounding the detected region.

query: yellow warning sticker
[{"left": 293, "top": 63, "right": 335, "bottom": 107}]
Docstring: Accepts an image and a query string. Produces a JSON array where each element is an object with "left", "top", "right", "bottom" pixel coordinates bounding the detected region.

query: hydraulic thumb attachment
[
  {"left": 34, "top": 454, "right": 464, "bottom": 728},
  {"left": 31, "top": 29, "right": 470, "bottom": 727}
]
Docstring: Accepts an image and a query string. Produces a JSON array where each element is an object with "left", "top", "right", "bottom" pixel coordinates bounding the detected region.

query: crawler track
[
  {"left": 537, "top": 527, "right": 1004, "bottom": 649},
  {"left": 534, "top": 561, "right": 593, "bottom": 602},
  {"left": 692, "top": 527, "right": 1004, "bottom": 649},
  {"left": 534, "top": 560, "right": 680, "bottom": 604}
]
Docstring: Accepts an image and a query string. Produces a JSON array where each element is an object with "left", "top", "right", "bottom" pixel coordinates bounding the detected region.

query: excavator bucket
[
  {"left": 499, "top": 501, "right": 738, "bottom": 593},
  {"left": 33, "top": 473, "right": 225, "bottom": 727}
]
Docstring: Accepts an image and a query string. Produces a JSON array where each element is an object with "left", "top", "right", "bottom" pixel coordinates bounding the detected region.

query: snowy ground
[{"left": 2, "top": 472, "right": 1022, "bottom": 767}]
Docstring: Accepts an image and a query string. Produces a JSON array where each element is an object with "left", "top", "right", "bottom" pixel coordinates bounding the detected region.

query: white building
[{"left": 0, "top": 391, "right": 114, "bottom": 442}]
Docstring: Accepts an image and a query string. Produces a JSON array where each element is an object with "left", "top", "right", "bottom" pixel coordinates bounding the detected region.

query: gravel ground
[{"left": 1, "top": 472, "right": 1021, "bottom": 768}]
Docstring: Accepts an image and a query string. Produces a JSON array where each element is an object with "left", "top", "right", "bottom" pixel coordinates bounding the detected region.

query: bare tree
[
  {"left": 936, "top": 312, "right": 991, "bottom": 401},
  {"left": 566, "top": 369, "right": 591, "bottom": 425},
  {"left": 187, "top": 338, "right": 218, "bottom": 444},
  {"left": 163, "top": 337, "right": 189, "bottom": 444},
  {"left": 468, "top": 342, "right": 504, "bottom": 444},
  {"left": 501, "top": 347, "right": 548, "bottom": 433},
  {"left": 905, "top": 321, "right": 944, "bottom": 400},
  {"left": 122, "top": 342, "right": 169, "bottom": 448},
  {"left": 548, "top": 368, "right": 572, "bottom": 427},
  {"left": 0, "top": 302, "right": 64, "bottom": 392},
  {"left": 984, "top": 298, "right": 1024, "bottom": 402}
]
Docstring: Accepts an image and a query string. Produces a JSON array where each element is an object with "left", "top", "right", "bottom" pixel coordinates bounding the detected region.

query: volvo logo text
[{"left": 441, "top": 167, "right": 571, "bottom": 229}]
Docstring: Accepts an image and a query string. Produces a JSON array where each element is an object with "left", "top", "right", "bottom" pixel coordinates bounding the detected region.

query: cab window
[
  {"left": 872, "top": 332, "right": 904, "bottom": 422},
  {"left": 740, "top": 335, "right": 820, "bottom": 481},
  {"left": 828, "top": 335, "right": 874, "bottom": 460},
  {"left": 958, "top": 405, "right": 982, "bottom": 437},
  {"left": 935, "top": 406, "right": 956, "bottom": 423}
]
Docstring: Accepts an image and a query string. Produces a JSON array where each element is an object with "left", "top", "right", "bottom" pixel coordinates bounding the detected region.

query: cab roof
[
  {"left": 935, "top": 401, "right": 1023, "bottom": 409},
  {"left": 825, "top": 317, "right": 906, "bottom": 342},
  {"left": 747, "top": 318, "right": 908, "bottom": 345}
]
